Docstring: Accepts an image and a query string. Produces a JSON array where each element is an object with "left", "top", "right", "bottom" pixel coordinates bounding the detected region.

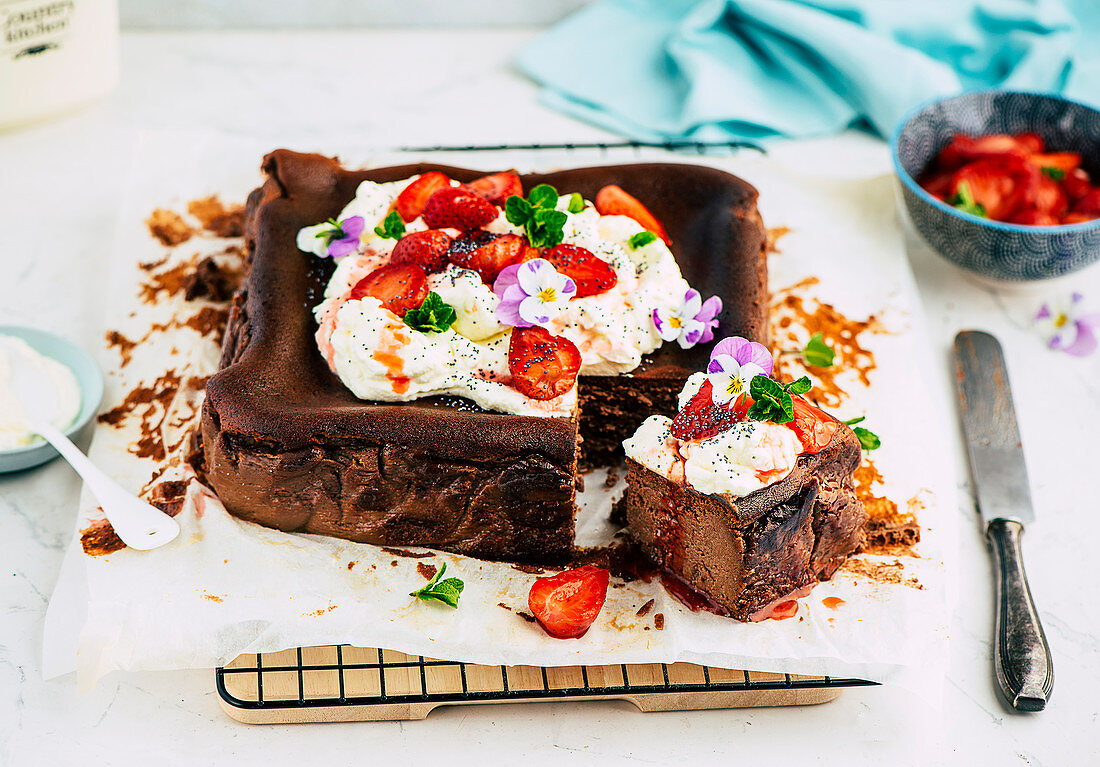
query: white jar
[{"left": 0, "top": 0, "right": 119, "bottom": 130}]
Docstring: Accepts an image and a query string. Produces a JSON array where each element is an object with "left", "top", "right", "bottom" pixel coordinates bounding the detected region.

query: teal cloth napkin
[{"left": 517, "top": 0, "right": 1097, "bottom": 142}]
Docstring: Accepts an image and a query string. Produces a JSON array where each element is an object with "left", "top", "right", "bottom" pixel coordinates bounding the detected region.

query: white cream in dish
[
  {"left": 0, "top": 336, "right": 81, "bottom": 450},
  {"left": 623, "top": 373, "right": 803, "bottom": 498},
  {"left": 309, "top": 175, "right": 696, "bottom": 416}
]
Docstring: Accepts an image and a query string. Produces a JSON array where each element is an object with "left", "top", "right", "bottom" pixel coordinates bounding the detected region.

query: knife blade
[{"left": 953, "top": 331, "right": 1054, "bottom": 712}]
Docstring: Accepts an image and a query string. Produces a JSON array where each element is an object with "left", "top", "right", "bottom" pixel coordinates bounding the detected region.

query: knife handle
[{"left": 987, "top": 518, "right": 1054, "bottom": 712}]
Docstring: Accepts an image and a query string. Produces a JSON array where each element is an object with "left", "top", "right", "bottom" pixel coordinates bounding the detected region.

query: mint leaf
[
  {"left": 505, "top": 196, "right": 532, "bottom": 226},
  {"left": 528, "top": 184, "right": 558, "bottom": 210},
  {"left": 949, "top": 182, "right": 987, "bottom": 218},
  {"left": 1041, "top": 166, "right": 1066, "bottom": 182},
  {"left": 843, "top": 416, "right": 866, "bottom": 426},
  {"left": 802, "top": 333, "right": 835, "bottom": 367},
  {"left": 404, "top": 292, "right": 456, "bottom": 334},
  {"left": 852, "top": 426, "right": 881, "bottom": 451},
  {"left": 567, "top": 192, "right": 585, "bottom": 214},
  {"left": 374, "top": 210, "right": 406, "bottom": 240},
  {"left": 628, "top": 231, "right": 658, "bottom": 250},
  {"left": 504, "top": 185, "right": 568, "bottom": 247},
  {"left": 410, "top": 562, "right": 464, "bottom": 608},
  {"left": 747, "top": 376, "right": 795, "bottom": 424},
  {"left": 786, "top": 376, "right": 812, "bottom": 395}
]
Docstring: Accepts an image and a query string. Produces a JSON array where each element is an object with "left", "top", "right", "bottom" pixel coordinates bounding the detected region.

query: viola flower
[
  {"left": 706, "top": 336, "right": 773, "bottom": 405},
  {"left": 652, "top": 289, "right": 722, "bottom": 349},
  {"left": 1034, "top": 293, "right": 1100, "bottom": 357},
  {"left": 309, "top": 215, "right": 365, "bottom": 258},
  {"left": 493, "top": 258, "right": 577, "bottom": 328}
]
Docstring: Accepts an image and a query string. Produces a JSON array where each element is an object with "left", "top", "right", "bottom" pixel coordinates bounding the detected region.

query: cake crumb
[
  {"left": 497, "top": 602, "right": 512, "bottom": 612},
  {"left": 653, "top": 613, "right": 665, "bottom": 630},
  {"left": 187, "top": 195, "right": 245, "bottom": 237},
  {"left": 347, "top": 561, "right": 357, "bottom": 571},
  {"left": 604, "top": 466, "right": 621, "bottom": 488},
  {"left": 183, "top": 256, "right": 241, "bottom": 301},
  {"left": 416, "top": 562, "right": 438, "bottom": 581},
  {"left": 105, "top": 330, "right": 137, "bottom": 367},
  {"left": 390, "top": 560, "right": 398, "bottom": 567},
  {"left": 79, "top": 516, "right": 125, "bottom": 557},
  {"left": 516, "top": 611, "right": 539, "bottom": 624},
  {"left": 636, "top": 599, "right": 655, "bottom": 617},
  {"left": 146, "top": 209, "right": 194, "bottom": 246}
]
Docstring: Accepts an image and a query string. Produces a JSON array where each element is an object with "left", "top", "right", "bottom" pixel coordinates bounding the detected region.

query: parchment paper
[{"left": 43, "top": 131, "right": 957, "bottom": 700}]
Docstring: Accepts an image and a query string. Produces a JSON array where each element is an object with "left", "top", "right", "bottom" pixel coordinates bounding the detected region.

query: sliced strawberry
[
  {"left": 394, "top": 172, "right": 451, "bottom": 223},
  {"left": 1062, "top": 211, "right": 1098, "bottom": 224},
  {"left": 349, "top": 263, "right": 428, "bottom": 317},
  {"left": 541, "top": 244, "right": 618, "bottom": 298},
  {"left": 507, "top": 326, "right": 581, "bottom": 401},
  {"left": 918, "top": 169, "right": 954, "bottom": 200},
  {"left": 594, "top": 185, "right": 670, "bottom": 244},
  {"left": 463, "top": 171, "right": 523, "bottom": 206},
  {"left": 1062, "top": 168, "right": 1093, "bottom": 200},
  {"left": 1014, "top": 132, "right": 1045, "bottom": 153},
  {"left": 1034, "top": 175, "right": 1069, "bottom": 217},
  {"left": 389, "top": 229, "right": 453, "bottom": 273},
  {"left": 1072, "top": 188, "right": 1100, "bottom": 216},
  {"left": 421, "top": 187, "right": 498, "bottom": 231},
  {"left": 528, "top": 565, "right": 610, "bottom": 639},
  {"left": 1029, "top": 151, "right": 1081, "bottom": 174},
  {"left": 951, "top": 156, "right": 1039, "bottom": 220},
  {"left": 669, "top": 380, "right": 742, "bottom": 441},
  {"left": 1009, "top": 209, "right": 1060, "bottom": 226},
  {"left": 786, "top": 397, "right": 838, "bottom": 454},
  {"left": 937, "top": 134, "right": 1027, "bottom": 170},
  {"left": 448, "top": 230, "right": 534, "bottom": 283}
]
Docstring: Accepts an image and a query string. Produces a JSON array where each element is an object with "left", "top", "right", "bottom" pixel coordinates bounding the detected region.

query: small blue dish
[
  {"left": 891, "top": 89, "right": 1100, "bottom": 281},
  {"left": 0, "top": 325, "right": 103, "bottom": 473}
]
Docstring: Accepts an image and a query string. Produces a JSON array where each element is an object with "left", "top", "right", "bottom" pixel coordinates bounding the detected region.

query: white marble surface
[{"left": 1, "top": 30, "right": 1098, "bottom": 766}]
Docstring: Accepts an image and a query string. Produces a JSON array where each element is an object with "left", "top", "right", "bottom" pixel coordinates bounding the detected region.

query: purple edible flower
[
  {"left": 652, "top": 289, "right": 722, "bottom": 349},
  {"left": 705, "top": 336, "right": 773, "bottom": 404},
  {"left": 324, "top": 215, "right": 365, "bottom": 258},
  {"left": 1035, "top": 292, "right": 1100, "bottom": 357},
  {"left": 492, "top": 258, "right": 577, "bottom": 328}
]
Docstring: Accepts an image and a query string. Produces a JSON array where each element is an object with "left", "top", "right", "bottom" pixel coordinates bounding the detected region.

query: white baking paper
[{"left": 43, "top": 131, "right": 957, "bottom": 701}]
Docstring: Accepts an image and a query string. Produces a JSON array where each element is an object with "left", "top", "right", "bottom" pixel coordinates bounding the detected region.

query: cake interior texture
[
  {"left": 201, "top": 151, "right": 768, "bottom": 563},
  {"left": 624, "top": 425, "right": 868, "bottom": 620}
]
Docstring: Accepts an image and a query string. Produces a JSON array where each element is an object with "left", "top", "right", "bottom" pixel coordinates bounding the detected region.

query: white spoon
[{"left": 9, "top": 345, "right": 180, "bottom": 550}]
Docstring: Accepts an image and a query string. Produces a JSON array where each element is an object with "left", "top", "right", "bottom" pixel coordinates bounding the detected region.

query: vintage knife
[{"left": 953, "top": 331, "right": 1054, "bottom": 712}]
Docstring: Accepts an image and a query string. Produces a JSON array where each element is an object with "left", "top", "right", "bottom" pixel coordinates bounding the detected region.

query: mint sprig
[
  {"left": 844, "top": 417, "right": 881, "bottom": 451},
  {"left": 802, "top": 333, "right": 835, "bottom": 367},
  {"left": 1041, "top": 166, "right": 1066, "bottom": 182},
  {"left": 628, "top": 231, "right": 658, "bottom": 250},
  {"left": 374, "top": 210, "right": 406, "bottom": 240},
  {"left": 949, "top": 182, "right": 987, "bottom": 218},
  {"left": 404, "top": 292, "right": 456, "bottom": 334},
  {"left": 505, "top": 184, "right": 568, "bottom": 248},
  {"left": 566, "top": 192, "right": 586, "bottom": 214},
  {"left": 410, "top": 562, "right": 464, "bottom": 608},
  {"left": 746, "top": 375, "right": 812, "bottom": 425}
]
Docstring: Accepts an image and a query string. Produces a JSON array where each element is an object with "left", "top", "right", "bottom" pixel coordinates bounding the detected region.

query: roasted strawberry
[
  {"left": 463, "top": 171, "right": 523, "bottom": 206},
  {"left": 951, "top": 156, "right": 1039, "bottom": 220},
  {"left": 1009, "top": 209, "right": 1060, "bottom": 226},
  {"left": 786, "top": 397, "right": 838, "bottom": 454},
  {"left": 1062, "top": 168, "right": 1093, "bottom": 200},
  {"left": 389, "top": 230, "right": 453, "bottom": 274},
  {"left": 1014, "top": 132, "right": 1046, "bottom": 153},
  {"left": 918, "top": 169, "right": 954, "bottom": 200},
  {"left": 938, "top": 133, "right": 1027, "bottom": 170},
  {"left": 1034, "top": 175, "right": 1069, "bottom": 217},
  {"left": 421, "top": 187, "right": 498, "bottom": 231},
  {"left": 508, "top": 326, "right": 581, "bottom": 401},
  {"left": 669, "top": 380, "right": 741, "bottom": 441},
  {"left": 542, "top": 244, "right": 618, "bottom": 298},
  {"left": 594, "top": 185, "right": 670, "bottom": 244},
  {"left": 1072, "top": 188, "right": 1100, "bottom": 216},
  {"left": 394, "top": 172, "right": 451, "bottom": 222},
  {"left": 349, "top": 263, "right": 428, "bottom": 317},
  {"left": 1062, "top": 211, "right": 1097, "bottom": 224},
  {"left": 1029, "top": 151, "right": 1082, "bottom": 174},
  {"left": 528, "top": 565, "right": 610, "bottom": 639},
  {"left": 448, "top": 230, "right": 534, "bottom": 283}
]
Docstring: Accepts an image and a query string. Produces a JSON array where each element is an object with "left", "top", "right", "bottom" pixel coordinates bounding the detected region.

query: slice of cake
[
  {"left": 622, "top": 336, "right": 867, "bottom": 619},
  {"left": 201, "top": 151, "right": 767, "bottom": 563}
]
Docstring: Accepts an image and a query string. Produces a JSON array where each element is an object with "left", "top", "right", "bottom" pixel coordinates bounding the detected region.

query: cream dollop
[{"left": 0, "top": 336, "right": 81, "bottom": 450}]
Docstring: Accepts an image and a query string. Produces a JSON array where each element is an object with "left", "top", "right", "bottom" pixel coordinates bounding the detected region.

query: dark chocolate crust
[
  {"left": 202, "top": 150, "right": 768, "bottom": 562},
  {"left": 624, "top": 424, "right": 867, "bottom": 620}
]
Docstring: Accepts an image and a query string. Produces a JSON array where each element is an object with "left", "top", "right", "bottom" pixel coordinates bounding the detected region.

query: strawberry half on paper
[{"left": 528, "top": 565, "right": 611, "bottom": 639}]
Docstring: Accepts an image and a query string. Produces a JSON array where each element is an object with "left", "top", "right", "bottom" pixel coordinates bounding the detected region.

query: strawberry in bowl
[{"left": 892, "top": 90, "right": 1100, "bottom": 281}]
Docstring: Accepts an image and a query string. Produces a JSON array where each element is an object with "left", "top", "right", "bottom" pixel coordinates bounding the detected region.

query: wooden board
[{"left": 216, "top": 646, "right": 860, "bottom": 724}]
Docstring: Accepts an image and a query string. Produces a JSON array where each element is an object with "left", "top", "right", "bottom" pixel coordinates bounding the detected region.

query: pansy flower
[
  {"left": 493, "top": 258, "right": 577, "bottom": 328},
  {"left": 315, "top": 215, "right": 365, "bottom": 258},
  {"left": 652, "top": 289, "right": 722, "bottom": 349},
  {"left": 706, "top": 336, "right": 773, "bottom": 405},
  {"left": 1035, "top": 293, "right": 1100, "bottom": 357}
]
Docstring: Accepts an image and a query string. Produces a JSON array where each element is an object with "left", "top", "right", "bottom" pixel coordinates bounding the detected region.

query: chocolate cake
[
  {"left": 624, "top": 422, "right": 867, "bottom": 620},
  {"left": 201, "top": 151, "right": 767, "bottom": 563}
]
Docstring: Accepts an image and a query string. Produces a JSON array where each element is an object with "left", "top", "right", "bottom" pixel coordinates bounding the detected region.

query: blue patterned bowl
[{"left": 891, "top": 90, "right": 1100, "bottom": 281}]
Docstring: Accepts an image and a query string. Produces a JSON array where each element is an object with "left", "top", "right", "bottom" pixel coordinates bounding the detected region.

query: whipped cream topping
[
  {"left": 0, "top": 336, "right": 81, "bottom": 451},
  {"left": 308, "top": 174, "right": 697, "bottom": 416},
  {"left": 623, "top": 373, "right": 803, "bottom": 498}
]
